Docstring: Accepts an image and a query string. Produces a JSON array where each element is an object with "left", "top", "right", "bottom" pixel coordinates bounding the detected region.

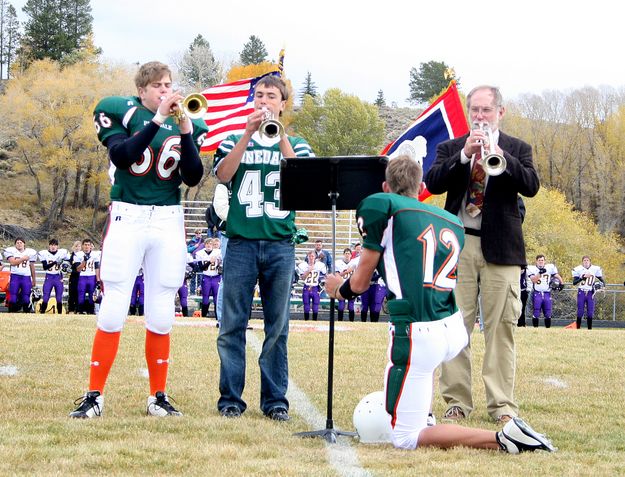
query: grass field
[{"left": 1, "top": 314, "right": 624, "bottom": 476}]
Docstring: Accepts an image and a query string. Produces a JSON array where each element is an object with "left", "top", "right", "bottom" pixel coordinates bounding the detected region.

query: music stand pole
[{"left": 294, "top": 189, "right": 356, "bottom": 443}]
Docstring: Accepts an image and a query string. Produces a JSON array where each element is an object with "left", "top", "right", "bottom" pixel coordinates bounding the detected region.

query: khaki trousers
[{"left": 439, "top": 235, "right": 521, "bottom": 419}]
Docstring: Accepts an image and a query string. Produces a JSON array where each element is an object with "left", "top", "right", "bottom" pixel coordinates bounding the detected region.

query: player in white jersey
[
  {"left": 196, "top": 238, "right": 222, "bottom": 318},
  {"left": 526, "top": 255, "right": 563, "bottom": 328},
  {"left": 298, "top": 250, "right": 327, "bottom": 321},
  {"left": 38, "top": 238, "right": 69, "bottom": 314},
  {"left": 572, "top": 255, "right": 604, "bottom": 329},
  {"left": 72, "top": 239, "right": 101, "bottom": 314},
  {"left": 334, "top": 248, "right": 356, "bottom": 321},
  {"left": 3, "top": 237, "right": 37, "bottom": 312}
]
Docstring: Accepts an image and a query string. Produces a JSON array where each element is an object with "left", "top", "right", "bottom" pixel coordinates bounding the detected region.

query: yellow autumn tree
[
  {"left": 0, "top": 58, "right": 135, "bottom": 232},
  {"left": 523, "top": 187, "right": 623, "bottom": 281}
]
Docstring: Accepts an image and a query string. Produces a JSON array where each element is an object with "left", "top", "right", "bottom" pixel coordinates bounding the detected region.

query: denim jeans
[
  {"left": 215, "top": 234, "right": 229, "bottom": 323},
  {"left": 217, "top": 237, "right": 294, "bottom": 414}
]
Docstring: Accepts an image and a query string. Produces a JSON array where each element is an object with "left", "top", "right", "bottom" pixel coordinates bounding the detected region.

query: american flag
[{"left": 200, "top": 71, "right": 280, "bottom": 152}]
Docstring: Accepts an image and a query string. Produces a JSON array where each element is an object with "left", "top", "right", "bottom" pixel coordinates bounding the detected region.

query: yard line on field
[
  {"left": 543, "top": 377, "right": 569, "bottom": 388},
  {"left": 247, "top": 331, "right": 371, "bottom": 477},
  {"left": 0, "top": 365, "right": 19, "bottom": 376}
]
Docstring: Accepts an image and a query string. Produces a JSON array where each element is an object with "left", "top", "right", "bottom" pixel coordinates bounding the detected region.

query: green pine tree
[{"left": 239, "top": 35, "right": 268, "bottom": 65}]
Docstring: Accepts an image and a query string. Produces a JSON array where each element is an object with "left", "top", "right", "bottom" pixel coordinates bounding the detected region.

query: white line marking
[
  {"left": 0, "top": 365, "right": 19, "bottom": 376},
  {"left": 543, "top": 377, "right": 568, "bottom": 388},
  {"left": 246, "top": 331, "right": 371, "bottom": 477}
]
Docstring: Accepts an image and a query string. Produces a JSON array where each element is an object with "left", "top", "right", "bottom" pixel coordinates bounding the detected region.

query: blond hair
[
  {"left": 385, "top": 155, "right": 423, "bottom": 197},
  {"left": 134, "top": 61, "right": 172, "bottom": 90}
]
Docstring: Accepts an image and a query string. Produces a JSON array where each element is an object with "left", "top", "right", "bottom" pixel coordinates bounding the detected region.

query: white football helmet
[
  {"left": 353, "top": 391, "right": 392, "bottom": 444},
  {"left": 31, "top": 287, "right": 42, "bottom": 302}
]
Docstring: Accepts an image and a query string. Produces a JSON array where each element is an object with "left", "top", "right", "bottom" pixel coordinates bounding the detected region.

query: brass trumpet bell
[{"left": 181, "top": 93, "right": 208, "bottom": 120}]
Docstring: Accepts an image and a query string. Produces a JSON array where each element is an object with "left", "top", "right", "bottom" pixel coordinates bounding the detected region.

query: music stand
[{"left": 280, "top": 155, "right": 388, "bottom": 443}]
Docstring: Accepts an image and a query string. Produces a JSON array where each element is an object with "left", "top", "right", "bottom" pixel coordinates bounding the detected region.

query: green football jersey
[
  {"left": 94, "top": 96, "right": 209, "bottom": 206},
  {"left": 214, "top": 132, "right": 314, "bottom": 240},
  {"left": 356, "top": 192, "right": 465, "bottom": 322}
]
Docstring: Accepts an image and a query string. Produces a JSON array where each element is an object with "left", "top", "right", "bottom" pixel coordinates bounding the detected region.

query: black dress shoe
[
  {"left": 266, "top": 407, "right": 290, "bottom": 422},
  {"left": 220, "top": 406, "right": 242, "bottom": 418}
]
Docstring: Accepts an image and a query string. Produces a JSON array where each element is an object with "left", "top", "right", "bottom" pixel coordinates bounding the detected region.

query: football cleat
[
  {"left": 69, "top": 391, "right": 104, "bottom": 418},
  {"left": 496, "top": 417, "right": 556, "bottom": 454},
  {"left": 147, "top": 392, "right": 182, "bottom": 417}
]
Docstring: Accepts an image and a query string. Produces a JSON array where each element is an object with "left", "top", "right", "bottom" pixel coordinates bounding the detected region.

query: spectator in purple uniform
[
  {"left": 335, "top": 248, "right": 356, "bottom": 322},
  {"left": 298, "top": 250, "right": 327, "bottom": 321},
  {"left": 517, "top": 267, "right": 529, "bottom": 327},
  {"left": 572, "top": 256, "right": 605, "bottom": 330},
  {"left": 66, "top": 240, "right": 82, "bottom": 314},
  {"left": 360, "top": 272, "right": 386, "bottom": 322},
  {"left": 177, "top": 253, "right": 194, "bottom": 317},
  {"left": 129, "top": 269, "right": 145, "bottom": 316},
  {"left": 73, "top": 239, "right": 100, "bottom": 314},
  {"left": 38, "top": 238, "right": 68, "bottom": 314},
  {"left": 3, "top": 237, "right": 37, "bottom": 312},
  {"left": 527, "top": 255, "right": 563, "bottom": 328},
  {"left": 196, "top": 238, "right": 222, "bottom": 318}
]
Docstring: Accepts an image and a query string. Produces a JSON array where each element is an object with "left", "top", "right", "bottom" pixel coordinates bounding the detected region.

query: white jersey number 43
[{"left": 238, "top": 170, "right": 289, "bottom": 219}]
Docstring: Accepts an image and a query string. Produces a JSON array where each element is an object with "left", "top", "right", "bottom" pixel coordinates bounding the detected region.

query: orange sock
[
  {"left": 88, "top": 329, "right": 121, "bottom": 393},
  {"left": 145, "top": 330, "right": 170, "bottom": 396}
]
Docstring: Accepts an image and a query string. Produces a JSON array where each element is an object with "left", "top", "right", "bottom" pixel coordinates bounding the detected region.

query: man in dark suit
[{"left": 425, "top": 85, "right": 539, "bottom": 424}]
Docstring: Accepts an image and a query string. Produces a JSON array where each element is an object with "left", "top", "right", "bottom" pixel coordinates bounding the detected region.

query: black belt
[{"left": 465, "top": 227, "right": 481, "bottom": 237}]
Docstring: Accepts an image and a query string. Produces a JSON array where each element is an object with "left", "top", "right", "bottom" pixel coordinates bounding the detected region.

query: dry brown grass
[{"left": 1, "top": 314, "right": 624, "bottom": 476}]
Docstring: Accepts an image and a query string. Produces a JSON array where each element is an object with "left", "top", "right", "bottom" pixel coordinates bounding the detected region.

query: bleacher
[
  {"left": 181, "top": 200, "right": 361, "bottom": 263},
  {"left": 181, "top": 201, "right": 362, "bottom": 312}
]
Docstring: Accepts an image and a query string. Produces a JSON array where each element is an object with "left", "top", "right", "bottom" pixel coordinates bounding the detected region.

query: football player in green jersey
[
  {"left": 70, "top": 61, "right": 208, "bottom": 419},
  {"left": 214, "top": 75, "right": 314, "bottom": 421},
  {"left": 325, "top": 155, "right": 555, "bottom": 454}
]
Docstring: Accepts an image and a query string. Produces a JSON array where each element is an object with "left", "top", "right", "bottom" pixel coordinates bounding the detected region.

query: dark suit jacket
[{"left": 425, "top": 131, "right": 539, "bottom": 266}]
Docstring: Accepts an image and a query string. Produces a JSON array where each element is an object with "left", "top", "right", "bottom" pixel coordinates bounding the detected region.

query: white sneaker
[
  {"left": 69, "top": 391, "right": 104, "bottom": 418},
  {"left": 147, "top": 392, "right": 182, "bottom": 417},
  {"left": 497, "top": 417, "right": 556, "bottom": 454}
]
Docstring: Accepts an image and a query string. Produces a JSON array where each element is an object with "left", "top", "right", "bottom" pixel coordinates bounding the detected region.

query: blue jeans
[
  {"left": 215, "top": 234, "right": 229, "bottom": 323},
  {"left": 217, "top": 237, "right": 294, "bottom": 414}
]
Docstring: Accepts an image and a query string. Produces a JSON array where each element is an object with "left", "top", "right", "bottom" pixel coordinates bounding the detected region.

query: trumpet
[
  {"left": 473, "top": 122, "right": 506, "bottom": 176},
  {"left": 161, "top": 93, "right": 208, "bottom": 123},
  {"left": 259, "top": 108, "right": 284, "bottom": 139}
]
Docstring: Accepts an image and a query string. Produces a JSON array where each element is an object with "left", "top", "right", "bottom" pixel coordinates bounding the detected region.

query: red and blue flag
[{"left": 381, "top": 81, "right": 468, "bottom": 200}]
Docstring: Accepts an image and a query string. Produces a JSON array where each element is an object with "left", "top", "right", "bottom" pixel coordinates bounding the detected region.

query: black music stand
[{"left": 280, "top": 155, "right": 388, "bottom": 443}]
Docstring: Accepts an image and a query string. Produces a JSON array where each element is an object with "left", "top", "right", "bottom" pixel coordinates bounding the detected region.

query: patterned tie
[{"left": 466, "top": 153, "right": 486, "bottom": 218}]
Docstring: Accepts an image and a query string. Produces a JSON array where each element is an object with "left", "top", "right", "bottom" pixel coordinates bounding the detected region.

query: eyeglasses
[{"left": 469, "top": 106, "right": 498, "bottom": 115}]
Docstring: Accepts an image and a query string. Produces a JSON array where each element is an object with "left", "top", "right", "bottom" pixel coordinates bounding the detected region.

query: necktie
[{"left": 466, "top": 154, "right": 486, "bottom": 218}]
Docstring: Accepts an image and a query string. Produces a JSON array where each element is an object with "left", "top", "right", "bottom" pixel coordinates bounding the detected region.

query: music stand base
[{"left": 294, "top": 426, "right": 358, "bottom": 444}]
